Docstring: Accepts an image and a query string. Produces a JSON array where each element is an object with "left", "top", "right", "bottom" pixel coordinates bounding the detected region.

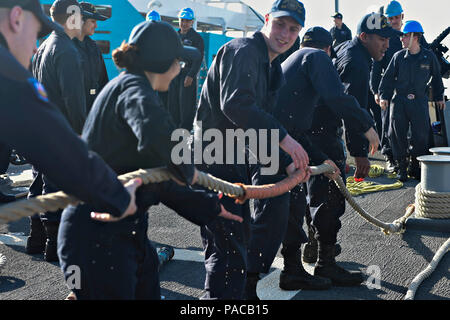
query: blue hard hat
[
  {"left": 402, "top": 20, "right": 424, "bottom": 34},
  {"left": 178, "top": 7, "right": 195, "bottom": 20},
  {"left": 385, "top": 1, "right": 403, "bottom": 18},
  {"left": 146, "top": 10, "right": 161, "bottom": 22},
  {"left": 270, "top": 0, "right": 306, "bottom": 27}
]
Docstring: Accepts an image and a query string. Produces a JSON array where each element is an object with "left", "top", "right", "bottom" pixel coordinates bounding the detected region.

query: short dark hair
[
  {"left": 300, "top": 41, "right": 328, "bottom": 50},
  {"left": 50, "top": 7, "right": 71, "bottom": 25}
]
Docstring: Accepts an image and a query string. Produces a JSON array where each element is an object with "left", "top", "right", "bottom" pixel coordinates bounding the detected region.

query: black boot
[
  {"left": 314, "top": 243, "right": 364, "bottom": 287},
  {"left": 26, "top": 217, "right": 46, "bottom": 254},
  {"left": 280, "top": 248, "right": 331, "bottom": 290},
  {"left": 397, "top": 159, "right": 408, "bottom": 182},
  {"left": 384, "top": 155, "right": 396, "bottom": 173},
  {"left": 303, "top": 227, "right": 342, "bottom": 264},
  {"left": 407, "top": 157, "right": 421, "bottom": 180},
  {"left": 244, "top": 272, "right": 260, "bottom": 300},
  {"left": 43, "top": 221, "right": 59, "bottom": 262}
]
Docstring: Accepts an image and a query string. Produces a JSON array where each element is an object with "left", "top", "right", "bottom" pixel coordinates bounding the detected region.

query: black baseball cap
[
  {"left": 0, "top": 0, "right": 63, "bottom": 38},
  {"left": 80, "top": 2, "right": 108, "bottom": 21},
  {"left": 128, "top": 21, "right": 192, "bottom": 73},
  {"left": 357, "top": 13, "right": 403, "bottom": 38},
  {"left": 332, "top": 12, "right": 343, "bottom": 19},
  {"left": 270, "top": 0, "right": 306, "bottom": 27},
  {"left": 302, "top": 26, "right": 333, "bottom": 47},
  {"left": 51, "top": 0, "right": 95, "bottom": 19}
]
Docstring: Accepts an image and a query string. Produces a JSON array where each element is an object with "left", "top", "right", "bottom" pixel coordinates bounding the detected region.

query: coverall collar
[
  {"left": 0, "top": 32, "right": 9, "bottom": 50},
  {"left": 354, "top": 37, "right": 373, "bottom": 64}
]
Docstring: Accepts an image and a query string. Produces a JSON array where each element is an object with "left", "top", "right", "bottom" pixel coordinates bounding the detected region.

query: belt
[{"left": 407, "top": 94, "right": 415, "bottom": 100}]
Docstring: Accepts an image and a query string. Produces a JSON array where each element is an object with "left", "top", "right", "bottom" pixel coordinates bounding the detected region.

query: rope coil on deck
[
  {"left": 404, "top": 237, "right": 450, "bottom": 300},
  {"left": 414, "top": 184, "right": 450, "bottom": 219}
]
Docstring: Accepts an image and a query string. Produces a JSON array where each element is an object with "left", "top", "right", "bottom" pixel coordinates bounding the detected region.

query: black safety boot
[
  {"left": 314, "top": 243, "right": 364, "bottom": 287},
  {"left": 407, "top": 157, "right": 421, "bottom": 180},
  {"left": 397, "top": 159, "right": 408, "bottom": 182},
  {"left": 303, "top": 228, "right": 342, "bottom": 263},
  {"left": 384, "top": 155, "right": 397, "bottom": 173},
  {"left": 0, "top": 191, "right": 16, "bottom": 203},
  {"left": 280, "top": 248, "right": 331, "bottom": 290},
  {"left": 26, "top": 217, "right": 46, "bottom": 254},
  {"left": 244, "top": 272, "right": 260, "bottom": 300},
  {"left": 43, "top": 221, "right": 59, "bottom": 262}
]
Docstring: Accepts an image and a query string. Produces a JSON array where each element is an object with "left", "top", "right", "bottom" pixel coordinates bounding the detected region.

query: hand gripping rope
[
  {"left": 0, "top": 163, "right": 447, "bottom": 300},
  {"left": 0, "top": 163, "right": 414, "bottom": 236}
]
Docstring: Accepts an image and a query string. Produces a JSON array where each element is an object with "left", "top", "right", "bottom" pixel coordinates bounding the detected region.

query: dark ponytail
[{"left": 112, "top": 41, "right": 139, "bottom": 70}]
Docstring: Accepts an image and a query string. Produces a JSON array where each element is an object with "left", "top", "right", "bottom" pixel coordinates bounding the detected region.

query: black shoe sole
[{"left": 279, "top": 281, "right": 332, "bottom": 291}]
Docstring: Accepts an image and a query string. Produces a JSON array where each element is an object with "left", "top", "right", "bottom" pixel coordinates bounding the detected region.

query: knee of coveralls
[
  {"left": 307, "top": 134, "right": 346, "bottom": 245},
  {"left": 40, "top": 174, "right": 62, "bottom": 222},
  {"left": 389, "top": 97, "right": 410, "bottom": 161},
  {"left": 197, "top": 162, "right": 250, "bottom": 300},
  {"left": 59, "top": 202, "right": 160, "bottom": 299},
  {"left": 281, "top": 184, "right": 309, "bottom": 256},
  {"left": 408, "top": 97, "right": 431, "bottom": 158},
  {"left": 247, "top": 166, "right": 290, "bottom": 274}
]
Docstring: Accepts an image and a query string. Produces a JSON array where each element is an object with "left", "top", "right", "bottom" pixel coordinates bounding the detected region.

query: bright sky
[{"left": 242, "top": 0, "right": 450, "bottom": 92}]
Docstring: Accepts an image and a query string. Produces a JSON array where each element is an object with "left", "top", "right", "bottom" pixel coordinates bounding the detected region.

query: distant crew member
[
  {"left": 146, "top": 10, "right": 161, "bottom": 21},
  {"left": 0, "top": 0, "right": 141, "bottom": 271},
  {"left": 73, "top": 2, "right": 109, "bottom": 112},
  {"left": 330, "top": 12, "right": 352, "bottom": 48},
  {"left": 379, "top": 20, "right": 445, "bottom": 181},
  {"left": 168, "top": 7, "right": 204, "bottom": 131},
  {"left": 370, "top": 0, "right": 429, "bottom": 173},
  {"left": 30, "top": 0, "right": 92, "bottom": 262}
]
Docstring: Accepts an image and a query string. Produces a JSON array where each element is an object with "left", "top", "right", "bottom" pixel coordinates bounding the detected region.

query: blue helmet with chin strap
[
  {"left": 178, "top": 7, "right": 195, "bottom": 20},
  {"left": 402, "top": 20, "right": 424, "bottom": 34},
  {"left": 146, "top": 10, "right": 161, "bottom": 22},
  {"left": 385, "top": 1, "right": 403, "bottom": 18}
]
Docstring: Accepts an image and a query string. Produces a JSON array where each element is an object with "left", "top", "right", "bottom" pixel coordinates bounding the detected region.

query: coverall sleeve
[
  {"left": 157, "top": 181, "right": 221, "bottom": 226},
  {"left": 2, "top": 82, "right": 130, "bottom": 217},
  {"left": 118, "top": 92, "right": 195, "bottom": 184},
  {"left": 338, "top": 60, "right": 370, "bottom": 157},
  {"left": 55, "top": 49, "right": 87, "bottom": 134},
  {"left": 379, "top": 55, "right": 397, "bottom": 101},
  {"left": 183, "top": 46, "right": 202, "bottom": 79},
  {"left": 430, "top": 53, "right": 445, "bottom": 101},
  {"left": 307, "top": 52, "right": 374, "bottom": 135},
  {"left": 370, "top": 60, "right": 383, "bottom": 95}
]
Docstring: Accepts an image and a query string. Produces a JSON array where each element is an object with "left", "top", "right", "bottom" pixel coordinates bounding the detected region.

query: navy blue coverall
[
  {"left": 166, "top": 28, "right": 204, "bottom": 131},
  {"left": 32, "top": 29, "right": 88, "bottom": 223},
  {"left": 275, "top": 48, "right": 374, "bottom": 250},
  {"left": 379, "top": 47, "right": 444, "bottom": 162},
  {"left": 370, "top": 36, "right": 430, "bottom": 159},
  {"left": 0, "top": 34, "right": 130, "bottom": 218},
  {"left": 73, "top": 36, "right": 109, "bottom": 112},
  {"left": 194, "top": 31, "right": 292, "bottom": 299},
  {"left": 58, "top": 70, "right": 224, "bottom": 300}
]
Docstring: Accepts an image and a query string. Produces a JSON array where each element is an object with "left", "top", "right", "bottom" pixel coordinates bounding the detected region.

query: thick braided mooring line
[
  {"left": 0, "top": 165, "right": 330, "bottom": 224},
  {"left": 404, "top": 237, "right": 450, "bottom": 300},
  {"left": 0, "top": 253, "right": 6, "bottom": 273},
  {"left": 333, "top": 177, "right": 414, "bottom": 235},
  {"left": 415, "top": 184, "right": 450, "bottom": 219}
]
